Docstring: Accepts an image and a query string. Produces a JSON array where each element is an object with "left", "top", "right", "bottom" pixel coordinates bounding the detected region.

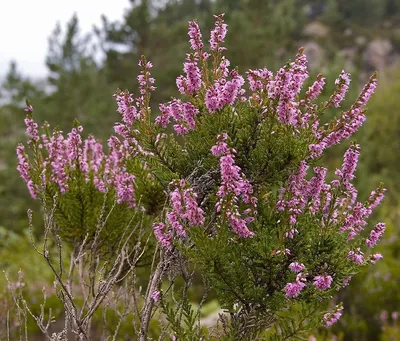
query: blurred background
[{"left": 1, "top": 0, "right": 400, "bottom": 340}]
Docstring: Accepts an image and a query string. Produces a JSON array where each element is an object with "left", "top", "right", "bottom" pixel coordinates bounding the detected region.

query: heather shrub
[{"left": 14, "top": 14, "right": 385, "bottom": 340}]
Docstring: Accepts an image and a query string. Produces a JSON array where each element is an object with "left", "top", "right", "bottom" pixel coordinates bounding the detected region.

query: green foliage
[{"left": 3, "top": 1, "right": 400, "bottom": 340}]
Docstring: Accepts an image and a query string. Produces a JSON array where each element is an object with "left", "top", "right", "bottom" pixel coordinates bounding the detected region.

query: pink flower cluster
[
  {"left": 313, "top": 275, "right": 333, "bottom": 290},
  {"left": 211, "top": 134, "right": 256, "bottom": 238},
  {"left": 177, "top": 56, "right": 202, "bottom": 96},
  {"left": 151, "top": 290, "right": 160, "bottom": 302},
  {"left": 284, "top": 273, "right": 307, "bottom": 298},
  {"left": 331, "top": 70, "right": 351, "bottom": 107},
  {"left": 176, "top": 19, "right": 207, "bottom": 96},
  {"left": 305, "top": 73, "right": 326, "bottom": 102},
  {"left": 188, "top": 20, "right": 203, "bottom": 51},
  {"left": 247, "top": 68, "right": 273, "bottom": 92},
  {"left": 276, "top": 161, "right": 328, "bottom": 228},
  {"left": 24, "top": 117, "right": 40, "bottom": 144},
  {"left": 323, "top": 305, "right": 343, "bottom": 327},
  {"left": 289, "top": 262, "right": 305, "bottom": 273},
  {"left": 370, "top": 253, "right": 383, "bottom": 264},
  {"left": 309, "top": 74, "right": 377, "bottom": 159},
  {"left": 16, "top": 145, "right": 38, "bottom": 199},
  {"left": 17, "top": 118, "right": 139, "bottom": 208},
  {"left": 347, "top": 248, "right": 364, "bottom": 265},
  {"left": 153, "top": 180, "right": 204, "bottom": 250},
  {"left": 153, "top": 222, "right": 172, "bottom": 250},
  {"left": 114, "top": 90, "right": 140, "bottom": 127},
  {"left": 114, "top": 58, "right": 155, "bottom": 136},
  {"left": 156, "top": 14, "right": 247, "bottom": 130},
  {"left": 209, "top": 14, "right": 228, "bottom": 52},
  {"left": 366, "top": 222, "right": 386, "bottom": 248},
  {"left": 285, "top": 272, "right": 334, "bottom": 298},
  {"left": 156, "top": 99, "right": 199, "bottom": 134},
  {"left": 277, "top": 145, "right": 385, "bottom": 242},
  {"left": 205, "top": 69, "right": 245, "bottom": 113},
  {"left": 335, "top": 144, "right": 360, "bottom": 183},
  {"left": 267, "top": 50, "right": 309, "bottom": 126},
  {"left": 137, "top": 59, "right": 156, "bottom": 95}
]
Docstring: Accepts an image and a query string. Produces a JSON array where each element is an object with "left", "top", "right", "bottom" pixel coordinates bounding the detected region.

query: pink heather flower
[
  {"left": 45, "top": 132, "right": 69, "bottom": 193},
  {"left": 335, "top": 144, "right": 360, "bottom": 183},
  {"left": 83, "top": 136, "right": 104, "bottom": 179},
  {"left": 211, "top": 133, "right": 229, "bottom": 156},
  {"left": 309, "top": 167, "right": 327, "bottom": 214},
  {"left": 114, "top": 90, "right": 140, "bottom": 126},
  {"left": 164, "top": 180, "right": 205, "bottom": 239},
  {"left": 284, "top": 281, "right": 305, "bottom": 298},
  {"left": 275, "top": 248, "right": 291, "bottom": 256},
  {"left": 167, "top": 211, "right": 186, "bottom": 237},
  {"left": 66, "top": 127, "right": 83, "bottom": 162},
  {"left": 114, "top": 172, "right": 136, "bottom": 208},
  {"left": 324, "top": 305, "right": 343, "bottom": 327},
  {"left": 357, "top": 74, "right": 377, "bottom": 107},
  {"left": 153, "top": 222, "right": 172, "bottom": 250},
  {"left": 331, "top": 70, "right": 351, "bottom": 107},
  {"left": 339, "top": 201, "right": 370, "bottom": 239},
  {"left": 368, "top": 187, "right": 386, "bottom": 211},
  {"left": 156, "top": 99, "right": 199, "bottom": 134},
  {"left": 313, "top": 275, "right": 333, "bottom": 290},
  {"left": 16, "top": 145, "right": 30, "bottom": 182},
  {"left": 348, "top": 248, "right": 364, "bottom": 265},
  {"left": 366, "top": 222, "right": 385, "bottom": 247},
  {"left": 218, "top": 56, "right": 230, "bottom": 77},
  {"left": 305, "top": 73, "right": 326, "bottom": 102},
  {"left": 222, "top": 70, "right": 245, "bottom": 105},
  {"left": 205, "top": 83, "right": 223, "bottom": 113},
  {"left": 16, "top": 145, "right": 37, "bottom": 199},
  {"left": 285, "top": 228, "right": 298, "bottom": 239},
  {"left": 370, "top": 253, "right": 383, "bottom": 264},
  {"left": 268, "top": 49, "right": 309, "bottom": 102},
  {"left": 266, "top": 51, "right": 309, "bottom": 127},
  {"left": 226, "top": 210, "right": 255, "bottom": 238},
  {"left": 24, "top": 117, "right": 39, "bottom": 143},
  {"left": 204, "top": 71, "right": 245, "bottom": 113},
  {"left": 209, "top": 13, "right": 227, "bottom": 52},
  {"left": 212, "top": 135, "right": 256, "bottom": 237},
  {"left": 153, "top": 181, "right": 205, "bottom": 250},
  {"left": 246, "top": 68, "right": 273, "bottom": 92},
  {"left": 343, "top": 276, "right": 352, "bottom": 287},
  {"left": 24, "top": 104, "right": 33, "bottom": 113},
  {"left": 182, "top": 186, "right": 205, "bottom": 226},
  {"left": 188, "top": 20, "right": 203, "bottom": 51},
  {"left": 289, "top": 262, "right": 305, "bottom": 273},
  {"left": 285, "top": 273, "right": 307, "bottom": 298},
  {"left": 151, "top": 290, "right": 160, "bottom": 302},
  {"left": 182, "top": 60, "right": 202, "bottom": 95},
  {"left": 137, "top": 58, "right": 156, "bottom": 115}
]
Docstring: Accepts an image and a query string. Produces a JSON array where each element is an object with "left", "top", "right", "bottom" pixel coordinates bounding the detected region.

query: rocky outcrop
[
  {"left": 362, "top": 39, "right": 393, "bottom": 72},
  {"left": 303, "top": 22, "right": 329, "bottom": 39}
]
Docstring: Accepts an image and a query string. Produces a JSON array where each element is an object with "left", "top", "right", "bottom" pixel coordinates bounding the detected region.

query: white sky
[{"left": 0, "top": 0, "right": 130, "bottom": 78}]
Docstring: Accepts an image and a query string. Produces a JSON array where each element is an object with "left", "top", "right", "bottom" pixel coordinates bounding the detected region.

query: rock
[
  {"left": 362, "top": 39, "right": 393, "bottom": 72},
  {"left": 303, "top": 41, "right": 325, "bottom": 70},
  {"left": 344, "top": 27, "right": 352, "bottom": 37},
  {"left": 303, "top": 22, "right": 329, "bottom": 39},
  {"left": 355, "top": 36, "right": 367, "bottom": 46}
]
